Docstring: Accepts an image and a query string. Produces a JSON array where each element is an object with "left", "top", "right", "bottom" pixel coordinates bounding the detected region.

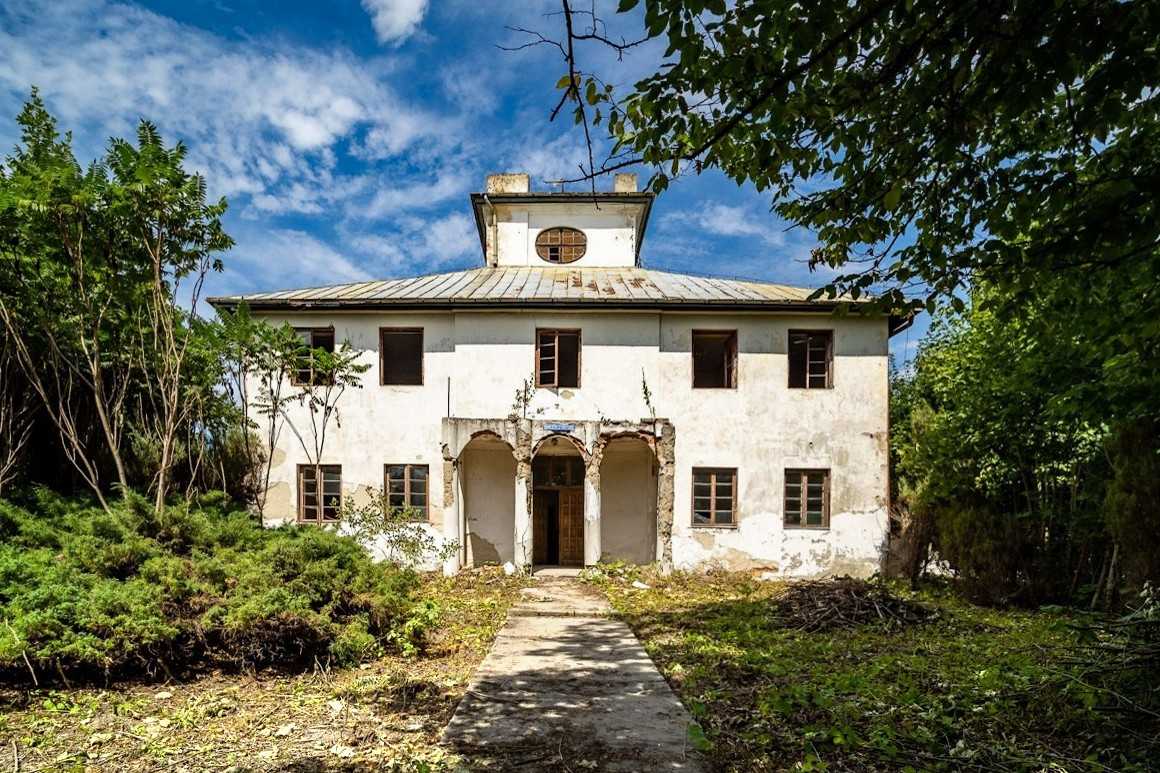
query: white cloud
[
  {"left": 0, "top": 0, "right": 450, "bottom": 213},
  {"left": 357, "top": 171, "right": 470, "bottom": 220},
  {"left": 687, "top": 203, "right": 787, "bottom": 246},
  {"left": 346, "top": 212, "right": 479, "bottom": 275},
  {"left": 215, "top": 228, "right": 374, "bottom": 297},
  {"left": 361, "top": 0, "right": 429, "bottom": 45}
]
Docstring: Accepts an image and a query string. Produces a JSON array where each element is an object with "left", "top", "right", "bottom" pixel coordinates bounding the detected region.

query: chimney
[
  {"left": 485, "top": 173, "right": 530, "bottom": 194},
  {"left": 613, "top": 173, "right": 638, "bottom": 193}
]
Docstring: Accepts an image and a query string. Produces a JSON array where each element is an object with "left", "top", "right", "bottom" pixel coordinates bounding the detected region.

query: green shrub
[{"left": 0, "top": 490, "right": 433, "bottom": 683}]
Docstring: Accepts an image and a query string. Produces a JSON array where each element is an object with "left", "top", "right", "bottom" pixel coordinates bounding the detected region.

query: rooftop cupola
[{"left": 470, "top": 172, "right": 654, "bottom": 268}]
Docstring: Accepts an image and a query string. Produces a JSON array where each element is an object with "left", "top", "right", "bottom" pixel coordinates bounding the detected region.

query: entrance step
[{"left": 510, "top": 579, "right": 612, "bottom": 618}]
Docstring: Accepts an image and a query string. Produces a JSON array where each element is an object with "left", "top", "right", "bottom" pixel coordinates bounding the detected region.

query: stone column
[
  {"left": 655, "top": 422, "right": 676, "bottom": 572},
  {"left": 583, "top": 468, "right": 602, "bottom": 566},
  {"left": 513, "top": 459, "right": 533, "bottom": 571},
  {"left": 441, "top": 458, "right": 461, "bottom": 576}
]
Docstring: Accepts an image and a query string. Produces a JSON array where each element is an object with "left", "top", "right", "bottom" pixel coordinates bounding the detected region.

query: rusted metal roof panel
[{"left": 208, "top": 267, "right": 853, "bottom": 309}]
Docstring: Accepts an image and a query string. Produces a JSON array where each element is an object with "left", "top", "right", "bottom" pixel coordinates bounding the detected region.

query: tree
[
  {"left": 520, "top": 0, "right": 1160, "bottom": 420},
  {"left": 104, "top": 123, "right": 233, "bottom": 512}
]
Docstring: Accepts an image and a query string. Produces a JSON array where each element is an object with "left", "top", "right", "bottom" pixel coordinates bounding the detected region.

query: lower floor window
[
  {"left": 386, "top": 463, "right": 429, "bottom": 517},
  {"left": 692, "top": 467, "right": 737, "bottom": 526},
  {"left": 784, "top": 469, "right": 830, "bottom": 527},
  {"left": 299, "top": 464, "right": 341, "bottom": 523}
]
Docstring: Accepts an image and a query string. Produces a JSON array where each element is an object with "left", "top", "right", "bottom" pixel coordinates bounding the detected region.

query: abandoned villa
[{"left": 209, "top": 173, "right": 908, "bottom": 576}]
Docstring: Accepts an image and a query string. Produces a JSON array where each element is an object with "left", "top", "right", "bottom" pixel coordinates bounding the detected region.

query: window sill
[
  {"left": 691, "top": 386, "right": 738, "bottom": 390},
  {"left": 784, "top": 524, "right": 831, "bottom": 531},
  {"left": 690, "top": 522, "right": 739, "bottom": 530}
]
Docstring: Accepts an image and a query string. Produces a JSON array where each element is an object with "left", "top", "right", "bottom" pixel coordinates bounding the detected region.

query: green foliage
[
  {"left": 340, "top": 487, "right": 458, "bottom": 570},
  {"left": 891, "top": 286, "right": 1158, "bottom": 604},
  {"left": 0, "top": 491, "right": 437, "bottom": 681}
]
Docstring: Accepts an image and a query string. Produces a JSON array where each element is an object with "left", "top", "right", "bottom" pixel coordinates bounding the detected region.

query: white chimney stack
[
  {"left": 613, "top": 173, "right": 638, "bottom": 193},
  {"left": 486, "top": 173, "right": 531, "bottom": 194}
]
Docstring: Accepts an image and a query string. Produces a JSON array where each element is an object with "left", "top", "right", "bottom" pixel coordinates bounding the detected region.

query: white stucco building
[{"left": 209, "top": 173, "right": 908, "bottom": 577}]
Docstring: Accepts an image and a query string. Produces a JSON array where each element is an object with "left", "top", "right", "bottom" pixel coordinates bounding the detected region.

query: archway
[
  {"left": 531, "top": 435, "right": 586, "bottom": 567},
  {"left": 459, "top": 432, "right": 516, "bottom": 567},
  {"left": 599, "top": 435, "right": 657, "bottom": 564}
]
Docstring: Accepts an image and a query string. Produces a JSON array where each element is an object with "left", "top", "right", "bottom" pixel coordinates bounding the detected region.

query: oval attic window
[{"left": 535, "top": 226, "right": 587, "bottom": 264}]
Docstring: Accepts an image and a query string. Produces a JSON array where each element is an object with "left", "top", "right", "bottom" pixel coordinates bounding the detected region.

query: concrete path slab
[{"left": 443, "top": 578, "right": 703, "bottom": 771}]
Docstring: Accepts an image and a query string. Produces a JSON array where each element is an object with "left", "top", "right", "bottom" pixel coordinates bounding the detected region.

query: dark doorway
[{"left": 532, "top": 453, "right": 585, "bottom": 566}]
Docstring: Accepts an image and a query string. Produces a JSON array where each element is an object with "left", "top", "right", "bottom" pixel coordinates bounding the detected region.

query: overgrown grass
[
  {"left": 591, "top": 567, "right": 1159, "bottom": 772},
  {"left": 0, "top": 489, "right": 433, "bottom": 682}
]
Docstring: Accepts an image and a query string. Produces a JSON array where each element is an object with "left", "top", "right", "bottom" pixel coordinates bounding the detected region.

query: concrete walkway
[{"left": 443, "top": 577, "right": 704, "bottom": 771}]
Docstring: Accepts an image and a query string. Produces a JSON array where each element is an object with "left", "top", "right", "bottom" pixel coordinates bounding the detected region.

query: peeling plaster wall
[
  {"left": 251, "top": 307, "right": 889, "bottom": 578},
  {"left": 461, "top": 446, "right": 516, "bottom": 565},
  {"left": 599, "top": 441, "right": 657, "bottom": 564}
]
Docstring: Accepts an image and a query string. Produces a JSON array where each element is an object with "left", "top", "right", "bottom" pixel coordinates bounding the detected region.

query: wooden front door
[
  {"left": 533, "top": 490, "right": 553, "bottom": 565},
  {"left": 558, "top": 487, "right": 584, "bottom": 566}
]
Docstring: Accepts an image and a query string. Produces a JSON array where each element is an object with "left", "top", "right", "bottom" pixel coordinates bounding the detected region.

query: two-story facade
[{"left": 209, "top": 173, "right": 906, "bottom": 577}]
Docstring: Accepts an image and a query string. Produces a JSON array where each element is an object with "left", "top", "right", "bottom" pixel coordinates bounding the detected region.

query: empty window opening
[
  {"left": 536, "top": 329, "right": 581, "bottom": 388},
  {"left": 784, "top": 468, "right": 830, "bottom": 528},
  {"left": 692, "top": 467, "right": 737, "bottom": 526},
  {"left": 692, "top": 330, "right": 738, "bottom": 388},
  {"left": 385, "top": 463, "right": 429, "bottom": 518},
  {"left": 298, "top": 464, "right": 341, "bottom": 523},
  {"left": 789, "top": 330, "right": 833, "bottom": 389},
  {"left": 293, "top": 327, "right": 335, "bottom": 386},
  {"left": 381, "top": 327, "right": 423, "bottom": 385},
  {"left": 535, "top": 226, "right": 587, "bottom": 264}
]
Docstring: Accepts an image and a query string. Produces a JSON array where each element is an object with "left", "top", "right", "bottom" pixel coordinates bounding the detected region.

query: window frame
[
  {"left": 535, "top": 328, "right": 582, "bottom": 389},
  {"left": 783, "top": 468, "right": 831, "bottom": 529},
  {"left": 291, "top": 326, "right": 336, "bottom": 387},
  {"left": 384, "top": 463, "right": 430, "bottom": 520},
  {"left": 297, "top": 463, "right": 342, "bottom": 524},
  {"left": 379, "top": 326, "right": 424, "bottom": 386},
  {"left": 691, "top": 467, "right": 738, "bottom": 528},
  {"left": 788, "top": 329, "right": 834, "bottom": 389},
  {"left": 534, "top": 226, "right": 587, "bottom": 264},
  {"left": 691, "top": 329, "right": 739, "bottom": 389}
]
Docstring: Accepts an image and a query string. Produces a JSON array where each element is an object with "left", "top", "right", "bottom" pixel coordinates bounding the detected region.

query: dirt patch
[{"left": 768, "top": 575, "right": 934, "bottom": 631}]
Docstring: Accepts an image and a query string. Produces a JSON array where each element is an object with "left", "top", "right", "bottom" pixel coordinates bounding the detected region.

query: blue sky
[{"left": 0, "top": 0, "right": 925, "bottom": 361}]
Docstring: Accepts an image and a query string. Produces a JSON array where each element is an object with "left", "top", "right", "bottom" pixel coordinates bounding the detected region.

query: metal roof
[{"left": 207, "top": 266, "right": 853, "bottom": 311}]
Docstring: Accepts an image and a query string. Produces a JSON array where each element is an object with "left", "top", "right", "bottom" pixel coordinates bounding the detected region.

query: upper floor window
[
  {"left": 535, "top": 227, "right": 586, "bottom": 264},
  {"left": 789, "top": 330, "right": 833, "bottom": 388},
  {"left": 784, "top": 468, "right": 830, "bottom": 528},
  {"left": 299, "top": 464, "right": 341, "bottom": 523},
  {"left": 293, "top": 327, "right": 335, "bottom": 386},
  {"left": 536, "top": 328, "right": 581, "bottom": 388},
  {"left": 381, "top": 327, "right": 423, "bottom": 385},
  {"left": 692, "top": 330, "right": 738, "bottom": 388}
]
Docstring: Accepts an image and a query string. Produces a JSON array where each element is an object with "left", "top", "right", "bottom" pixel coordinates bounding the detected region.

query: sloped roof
[{"left": 207, "top": 266, "right": 851, "bottom": 311}]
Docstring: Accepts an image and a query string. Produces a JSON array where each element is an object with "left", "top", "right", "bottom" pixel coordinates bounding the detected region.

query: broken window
[
  {"left": 536, "top": 329, "right": 581, "bottom": 388},
  {"left": 381, "top": 327, "right": 423, "bottom": 385},
  {"left": 298, "top": 464, "right": 342, "bottom": 523},
  {"left": 692, "top": 330, "right": 738, "bottom": 388},
  {"left": 788, "top": 330, "right": 833, "bottom": 389},
  {"left": 292, "top": 327, "right": 335, "bottom": 386},
  {"left": 784, "top": 469, "right": 830, "bottom": 528},
  {"left": 692, "top": 467, "right": 737, "bottom": 526},
  {"left": 535, "top": 226, "right": 587, "bottom": 264},
  {"left": 385, "top": 463, "right": 428, "bottom": 518}
]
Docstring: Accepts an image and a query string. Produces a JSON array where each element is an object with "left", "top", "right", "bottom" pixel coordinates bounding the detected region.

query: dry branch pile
[{"left": 769, "top": 576, "right": 934, "bottom": 632}]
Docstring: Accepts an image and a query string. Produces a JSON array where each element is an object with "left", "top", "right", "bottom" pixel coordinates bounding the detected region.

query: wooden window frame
[
  {"left": 379, "top": 327, "right": 424, "bottom": 386},
  {"left": 384, "top": 463, "right": 430, "bottom": 520},
  {"left": 297, "top": 463, "right": 342, "bottom": 524},
  {"left": 788, "top": 330, "right": 834, "bottom": 389},
  {"left": 783, "top": 468, "right": 831, "bottom": 529},
  {"left": 535, "top": 226, "right": 587, "bottom": 264},
  {"left": 691, "top": 467, "right": 738, "bottom": 528},
  {"left": 535, "top": 328, "right": 582, "bottom": 389},
  {"left": 691, "top": 330, "right": 738, "bottom": 389},
  {"left": 291, "top": 327, "right": 335, "bottom": 387}
]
